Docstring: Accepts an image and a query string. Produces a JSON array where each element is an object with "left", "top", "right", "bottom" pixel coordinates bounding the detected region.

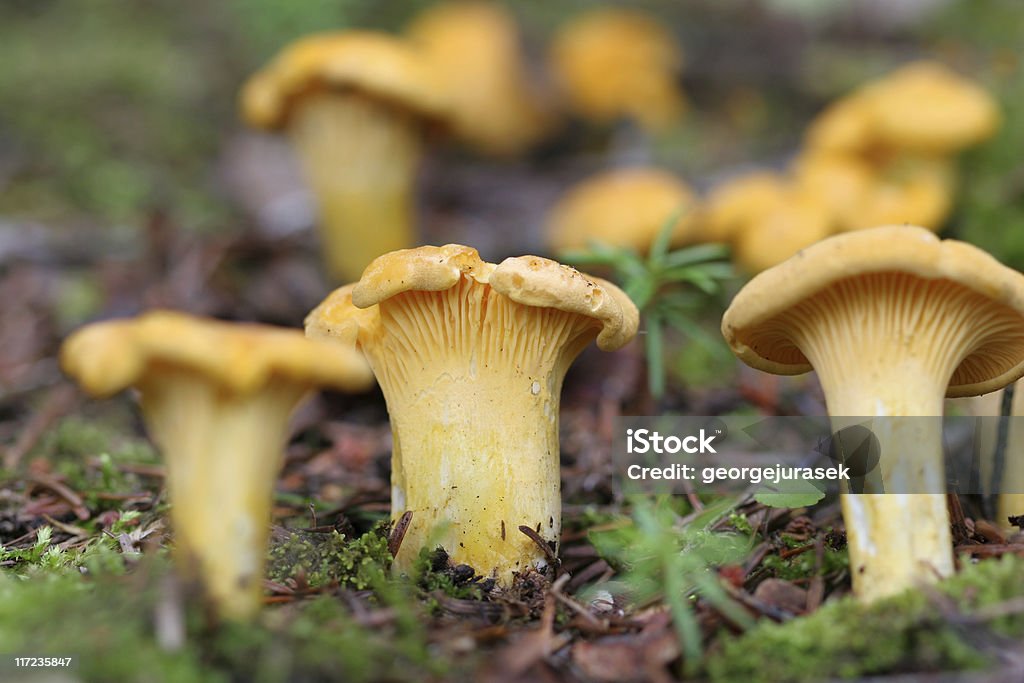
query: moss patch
[
  {"left": 760, "top": 533, "right": 848, "bottom": 581},
  {"left": 265, "top": 523, "right": 391, "bottom": 590},
  {"left": 0, "top": 528, "right": 445, "bottom": 683},
  {"left": 706, "top": 555, "right": 1024, "bottom": 682}
]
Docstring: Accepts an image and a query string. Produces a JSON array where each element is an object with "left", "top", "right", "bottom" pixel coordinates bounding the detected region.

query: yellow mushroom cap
[
  {"left": 731, "top": 187, "right": 833, "bottom": 275},
  {"left": 545, "top": 167, "right": 698, "bottom": 253},
  {"left": 405, "top": 1, "right": 551, "bottom": 156},
  {"left": 240, "top": 31, "right": 449, "bottom": 130},
  {"left": 722, "top": 226, "right": 1024, "bottom": 396},
  {"left": 803, "top": 93, "right": 876, "bottom": 155},
  {"left": 864, "top": 61, "right": 1001, "bottom": 154},
  {"left": 309, "top": 244, "right": 638, "bottom": 352},
  {"left": 700, "top": 171, "right": 789, "bottom": 244},
  {"left": 549, "top": 7, "right": 685, "bottom": 130},
  {"left": 61, "top": 310, "right": 375, "bottom": 397},
  {"left": 804, "top": 61, "right": 999, "bottom": 157},
  {"left": 791, "top": 152, "right": 875, "bottom": 223}
]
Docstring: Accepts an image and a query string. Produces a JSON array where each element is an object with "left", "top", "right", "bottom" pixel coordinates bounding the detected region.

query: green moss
[
  {"left": 727, "top": 512, "right": 754, "bottom": 535},
  {"left": 266, "top": 523, "right": 391, "bottom": 590},
  {"left": 707, "top": 555, "right": 1024, "bottom": 682},
  {"left": 0, "top": 568, "right": 217, "bottom": 682},
  {"left": 0, "top": 523, "right": 145, "bottom": 579},
  {"left": 761, "top": 536, "right": 848, "bottom": 581},
  {"left": 27, "top": 416, "right": 161, "bottom": 507},
  {"left": 0, "top": 542, "right": 444, "bottom": 682},
  {"left": 211, "top": 595, "right": 444, "bottom": 683}
]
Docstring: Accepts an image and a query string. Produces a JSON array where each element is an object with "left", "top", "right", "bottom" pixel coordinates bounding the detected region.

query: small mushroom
[
  {"left": 722, "top": 226, "right": 1024, "bottom": 601},
  {"left": 803, "top": 93, "right": 875, "bottom": 156},
  {"left": 545, "top": 167, "right": 699, "bottom": 253},
  {"left": 731, "top": 187, "right": 833, "bottom": 275},
  {"left": 803, "top": 60, "right": 999, "bottom": 158},
  {"left": 790, "top": 152, "right": 875, "bottom": 226},
  {"left": 700, "top": 171, "right": 789, "bottom": 245},
  {"left": 864, "top": 61, "right": 1001, "bottom": 156},
  {"left": 60, "top": 311, "right": 374, "bottom": 619},
  {"left": 837, "top": 155, "right": 956, "bottom": 233},
  {"left": 240, "top": 32, "right": 449, "bottom": 280},
  {"left": 405, "top": 1, "right": 552, "bottom": 156},
  {"left": 306, "top": 245, "right": 638, "bottom": 582},
  {"left": 549, "top": 7, "right": 686, "bottom": 132}
]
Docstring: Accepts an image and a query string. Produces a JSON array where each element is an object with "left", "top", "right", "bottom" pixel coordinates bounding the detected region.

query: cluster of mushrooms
[
  {"left": 61, "top": 248, "right": 639, "bottom": 620},
  {"left": 547, "top": 61, "right": 1001, "bottom": 275},
  {"left": 60, "top": 224, "right": 1024, "bottom": 619},
  {"left": 55, "top": 2, "right": 1024, "bottom": 626},
  {"left": 240, "top": 2, "right": 688, "bottom": 281}
]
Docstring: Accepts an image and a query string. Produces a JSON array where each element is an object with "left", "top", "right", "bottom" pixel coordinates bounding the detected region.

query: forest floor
[
  {"left": 2, "top": 232, "right": 1024, "bottom": 683},
  {"left": 3, "top": 1, "right": 1024, "bottom": 681}
]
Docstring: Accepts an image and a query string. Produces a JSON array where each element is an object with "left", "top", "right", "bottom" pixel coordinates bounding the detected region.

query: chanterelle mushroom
[
  {"left": 722, "top": 226, "right": 1024, "bottom": 601},
  {"left": 240, "top": 32, "right": 449, "bottom": 280},
  {"left": 803, "top": 61, "right": 999, "bottom": 158},
  {"left": 306, "top": 245, "right": 638, "bottom": 582},
  {"left": 549, "top": 7, "right": 686, "bottom": 132},
  {"left": 731, "top": 186, "right": 833, "bottom": 275},
  {"left": 863, "top": 61, "right": 1001, "bottom": 156},
  {"left": 546, "top": 167, "right": 699, "bottom": 254},
  {"left": 700, "top": 171, "right": 788, "bottom": 245},
  {"left": 405, "top": 1, "right": 552, "bottom": 157},
  {"left": 60, "top": 311, "right": 374, "bottom": 619},
  {"left": 838, "top": 155, "right": 956, "bottom": 233}
]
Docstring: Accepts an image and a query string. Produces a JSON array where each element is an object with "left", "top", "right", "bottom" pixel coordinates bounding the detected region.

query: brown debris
[
  {"left": 482, "top": 594, "right": 569, "bottom": 683},
  {"left": 388, "top": 511, "right": 413, "bottom": 558},
  {"left": 24, "top": 472, "right": 90, "bottom": 520},
  {"left": 518, "top": 524, "right": 559, "bottom": 570},
  {"left": 570, "top": 610, "right": 679, "bottom": 683},
  {"left": 752, "top": 578, "right": 808, "bottom": 615}
]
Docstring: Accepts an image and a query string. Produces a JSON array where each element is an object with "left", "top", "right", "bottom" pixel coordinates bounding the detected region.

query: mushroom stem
[
  {"left": 786, "top": 272, "right": 1019, "bottom": 601},
  {"left": 996, "top": 381, "right": 1024, "bottom": 530},
  {"left": 819, "top": 362, "right": 952, "bottom": 601},
  {"left": 723, "top": 228, "right": 1024, "bottom": 603},
  {"left": 139, "top": 369, "right": 308, "bottom": 620},
  {"left": 289, "top": 93, "right": 421, "bottom": 281},
  {"left": 362, "top": 280, "right": 596, "bottom": 582}
]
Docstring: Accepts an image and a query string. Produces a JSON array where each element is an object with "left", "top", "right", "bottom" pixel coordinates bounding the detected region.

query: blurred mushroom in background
[
  {"left": 405, "top": 1, "right": 554, "bottom": 157},
  {"left": 730, "top": 187, "right": 833, "bottom": 274},
  {"left": 545, "top": 167, "right": 699, "bottom": 254},
  {"left": 240, "top": 32, "right": 450, "bottom": 281},
  {"left": 60, "top": 311, "right": 374, "bottom": 620},
  {"left": 549, "top": 7, "right": 687, "bottom": 134},
  {"left": 699, "top": 60, "right": 1000, "bottom": 274}
]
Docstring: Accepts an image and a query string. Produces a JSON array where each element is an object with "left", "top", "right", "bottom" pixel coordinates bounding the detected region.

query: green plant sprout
[
  {"left": 589, "top": 496, "right": 755, "bottom": 675},
  {"left": 561, "top": 216, "right": 734, "bottom": 398},
  {"left": 0, "top": 527, "right": 61, "bottom": 570}
]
